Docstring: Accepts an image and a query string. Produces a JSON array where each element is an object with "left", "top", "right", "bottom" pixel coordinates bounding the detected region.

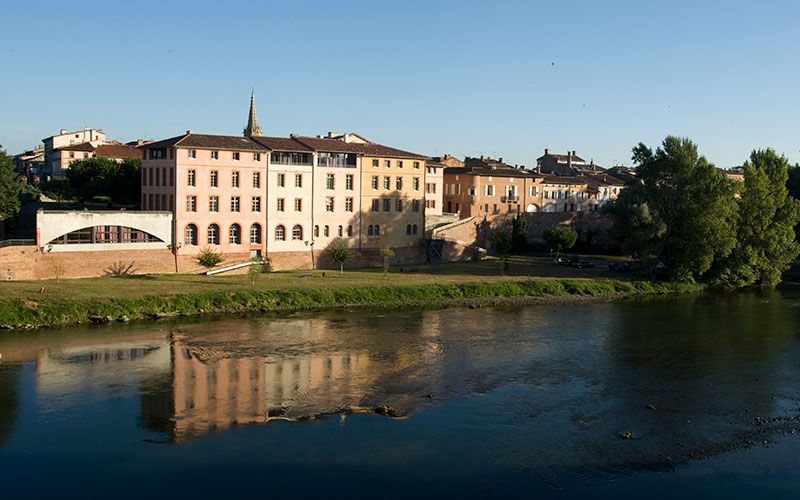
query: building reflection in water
[{"left": 141, "top": 312, "right": 446, "bottom": 442}]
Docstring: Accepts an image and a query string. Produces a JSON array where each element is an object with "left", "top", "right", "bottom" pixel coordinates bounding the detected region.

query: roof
[
  {"left": 56, "top": 142, "right": 95, "bottom": 152},
  {"left": 94, "top": 143, "right": 139, "bottom": 159},
  {"left": 444, "top": 165, "right": 541, "bottom": 179},
  {"left": 579, "top": 173, "right": 626, "bottom": 186},
  {"left": 141, "top": 132, "right": 427, "bottom": 158},
  {"left": 537, "top": 152, "right": 587, "bottom": 163},
  {"left": 540, "top": 174, "right": 588, "bottom": 186}
]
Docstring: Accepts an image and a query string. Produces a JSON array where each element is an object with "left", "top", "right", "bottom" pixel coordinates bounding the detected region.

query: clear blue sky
[{"left": 2, "top": 0, "right": 798, "bottom": 168}]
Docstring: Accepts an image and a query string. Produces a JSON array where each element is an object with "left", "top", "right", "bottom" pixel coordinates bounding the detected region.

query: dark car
[
  {"left": 553, "top": 257, "right": 570, "bottom": 266},
  {"left": 570, "top": 259, "right": 596, "bottom": 269},
  {"left": 609, "top": 261, "right": 635, "bottom": 272}
]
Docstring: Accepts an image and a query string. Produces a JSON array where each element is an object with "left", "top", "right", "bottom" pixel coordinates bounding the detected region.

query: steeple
[{"left": 243, "top": 90, "right": 262, "bottom": 137}]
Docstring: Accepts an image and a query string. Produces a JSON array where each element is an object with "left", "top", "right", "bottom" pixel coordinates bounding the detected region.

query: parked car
[
  {"left": 609, "top": 261, "right": 636, "bottom": 272},
  {"left": 569, "top": 259, "right": 596, "bottom": 269},
  {"left": 553, "top": 257, "right": 570, "bottom": 266}
]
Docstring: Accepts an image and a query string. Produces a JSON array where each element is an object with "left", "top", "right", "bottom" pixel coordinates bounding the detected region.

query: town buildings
[
  {"left": 139, "top": 94, "right": 429, "bottom": 267},
  {"left": 536, "top": 149, "right": 589, "bottom": 176},
  {"left": 42, "top": 127, "right": 106, "bottom": 175},
  {"left": 442, "top": 156, "right": 542, "bottom": 216}
]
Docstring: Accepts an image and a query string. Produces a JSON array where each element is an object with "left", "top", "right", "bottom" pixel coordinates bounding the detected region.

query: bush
[
  {"left": 194, "top": 247, "right": 224, "bottom": 270},
  {"left": 543, "top": 225, "right": 578, "bottom": 254}
]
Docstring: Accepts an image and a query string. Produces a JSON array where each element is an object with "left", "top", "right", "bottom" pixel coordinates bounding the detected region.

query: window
[
  {"left": 374, "top": 225, "right": 381, "bottom": 236},
  {"left": 396, "top": 177, "right": 403, "bottom": 190},
  {"left": 209, "top": 196, "right": 219, "bottom": 212},
  {"left": 188, "top": 149, "right": 197, "bottom": 159},
  {"left": 345, "top": 197, "right": 353, "bottom": 212},
  {"left": 271, "top": 151, "right": 312, "bottom": 165},
  {"left": 231, "top": 196, "right": 240, "bottom": 212},
  {"left": 372, "top": 199, "right": 379, "bottom": 212},
  {"left": 232, "top": 171, "right": 240, "bottom": 187},
  {"left": 485, "top": 185, "right": 494, "bottom": 196},
  {"left": 292, "top": 225, "right": 303, "bottom": 240},
  {"left": 371, "top": 176, "right": 379, "bottom": 189},
  {"left": 413, "top": 161, "right": 420, "bottom": 169},
  {"left": 324, "top": 225, "right": 329, "bottom": 237},
  {"left": 277, "top": 173, "right": 285, "bottom": 187},
  {"left": 395, "top": 199, "right": 403, "bottom": 212},
  {"left": 412, "top": 199, "right": 420, "bottom": 212},
  {"left": 210, "top": 170, "right": 218, "bottom": 187},
  {"left": 314, "top": 225, "right": 320, "bottom": 237},
  {"left": 337, "top": 225, "right": 343, "bottom": 237},
  {"left": 426, "top": 182, "right": 436, "bottom": 194},
  {"left": 207, "top": 224, "right": 220, "bottom": 245},
  {"left": 383, "top": 177, "right": 390, "bottom": 190},
  {"left": 185, "top": 224, "right": 198, "bottom": 245},
  {"left": 326, "top": 173, "right": 335, "bottom": 190},
  {"left": 412, "top": 224, "right": 418, "bottom": 235},
  {"left": 277, "top": 198, "right": 285, "bottom": 211},
  {"left": 254, "top": 153, "right": 261, "bottom": 162},
  {"left": 406, "top": 224, "right": 412, "bottom": 235},
  {"left": 294, "top": 198, "right": 302, "bottom": 211},
  {"left": 211, "top": 151, "right": 219, "bottom": 160},
  {"left": 250, "top": 224, "right": 262, "bottom": 244},
  {"left": 347, "top": 225, "right": 353, "bottom": 237},
  {"left": 384, "top": 160, "right": 390, "bottom": 168},
  {"left": 372, "top": 159, "right": 379, "bottom": 167},
  {"left": 229, "top": 224, "right": 241, "bottom": 244},
  {"left": 383, "top": 199, "right": 391, "bottom": 212},
  {"left": 368, "top": 225, "right": 374, "bottom": 236},
  {"left": 413, "top": 177, "right": 420, "bottom": 191},
  {"left": 345, "top": 174, "right": 354, "bottom": 190},
  {"left": 149, "top": 148, "right": 165, "bottom": 159},
  {"left": 186, "top": 196, "right": 197, "bottom": 212},
  {"left": 162, "top": 168, "right": 167, "bottom": 187},
  {"left": 232, "top": 152, "right": 240, "bottom": 161},
  {"left": 325, "top": 197, "right": 334, "bottom": 212},
  {"left": 251, "top": 196, "right": 261, "bottom": 212},
  {"left": 295, "top": 174, "right": 302, "bottom": 187},
  {"left": 275, "top": 225, "right": 286, "bottom": 241},
  {"left": 253, "top": 172, "right": 261, "bottom": 188},
  {"left": 468, "top": 186, "right": 476, "bottom": 196}
]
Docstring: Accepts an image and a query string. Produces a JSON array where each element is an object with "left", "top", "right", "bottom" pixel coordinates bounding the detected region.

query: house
[{"left": 536, "top": 149, "right": 588, "bottom": 176}]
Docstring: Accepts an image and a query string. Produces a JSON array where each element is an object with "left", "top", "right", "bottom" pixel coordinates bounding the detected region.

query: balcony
[{"left": 501, "top": 195, "right": 519, "bottom": 203}]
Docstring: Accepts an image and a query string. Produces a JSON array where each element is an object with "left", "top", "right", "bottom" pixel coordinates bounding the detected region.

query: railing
[
  {"left": 501, "top": 195, "right": 519, "bottom": 203},
  {"left": 0, "top": 239, "right": 36, "bottom": 248}
]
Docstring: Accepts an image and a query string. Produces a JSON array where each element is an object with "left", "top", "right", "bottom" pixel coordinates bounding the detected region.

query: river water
[{"left": 1, "top": 289, "right": 800, "bottom": 497}]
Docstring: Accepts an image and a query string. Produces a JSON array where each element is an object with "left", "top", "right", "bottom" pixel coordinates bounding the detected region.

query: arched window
[
  {"left": 406, "top": 224, "right": 412, "bottom": 235},
  {"left": 324, "top": 225, "right": 329, "bottom": 237},
  {"left": 292, "top": 224, "right": 303, "bottom": 240},
  {"left": 368, "top": 225, "right": 374, "bottom": 236},
  {"left": 275, "top": 225, "right": 286, "bottom": 241},
  {"left": 347, "top": 225, "right": 353, "bottom": 237},
  {"left": 412, "top": 224, "right": 418, "bottom": 235},
  {"left": 207, "top": 224, "right": 219, "bottom": 245},
  {"left": 229, "top": 224, "right": 241, "bottom": 244},
  {"left": 250, "top": 224, "right": 261, "bottom": 244},
  {"left": 314, "top": 225, "right": 319, "bottom": 237},
  {"left": 185, "top": 224, "right": 198, "bottom": 245},
  {"left": 337, "top": 225, "right": 343, "bottom": 237},
  {"left": 374, "top": 225, "right": 380, "bottom": 236}
]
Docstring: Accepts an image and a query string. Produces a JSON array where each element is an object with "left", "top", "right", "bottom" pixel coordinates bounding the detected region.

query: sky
[{"left": 1, "top": 0, "right": 798, "bottom": 168}]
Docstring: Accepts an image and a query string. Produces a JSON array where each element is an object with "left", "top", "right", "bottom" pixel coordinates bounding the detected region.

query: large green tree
[
  {"left": 615, "top": 136, "right": 738, "bottom": 281},
  {"left": 65, "top": 157, "right": 141, "bottom": 205},
  {"left": 0, "top": 149, "right": 22, "bottom": 220},
  {"left": 715, "top": 149, "right": 800, "bottom": 287},
  {"left": 604, "top": 181, "right": 666, "bottom": 262}
]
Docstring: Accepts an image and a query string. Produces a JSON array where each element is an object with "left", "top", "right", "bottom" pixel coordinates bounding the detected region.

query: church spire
[{"left": 243, "top": 90, "right": 262, "bottom": 137}]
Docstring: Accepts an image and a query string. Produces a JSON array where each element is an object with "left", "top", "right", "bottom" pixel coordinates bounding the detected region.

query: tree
[
  {"left": 64, "top": 157, "right": 141, "bottom": 205},
  {"left": 603, "top": 182, "right": 666, "bottom": 261},
  {"left": 715, "top": 149, "right": 800, "bottom": 287},
  {"left": 325, "top": 238, "right": 354, "bottom": 275},
  {"left": 0, "top": 150, "right": 22, "bottom": 221},
  {"left": 194, "top": 247, "right": 224, "bottom": 270},
  {"left": 511, "top": 213, "right": 529, "bottom": 252},
  {"left": 247, "top": 257, "right": 263, "bottom": 286},
  {"left": 621, "top": 136, "right": 737, "bottom": 281},
  {"left": 543, "top": 225, "right": 578, "bottom": 255},
  {"left": 380, "top": 246, "right": 395, "bottom": 276},
  {"left": 492, "top": 230, "right": 511, "bottom": 274}
]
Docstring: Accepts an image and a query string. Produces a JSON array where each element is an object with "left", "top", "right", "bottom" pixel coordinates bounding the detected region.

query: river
[{"left": 1, "top": 289, "right": 799, "bottom": 497}]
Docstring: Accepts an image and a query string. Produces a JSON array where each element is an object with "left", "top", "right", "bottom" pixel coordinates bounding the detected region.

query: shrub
[{"left": 194, "top": 247, "right": 224, "bottom": 270}]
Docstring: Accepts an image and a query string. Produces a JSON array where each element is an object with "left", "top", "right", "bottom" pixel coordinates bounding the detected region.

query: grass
[{"left": 0, "top": 255, "right": 701, "bottom": 329}]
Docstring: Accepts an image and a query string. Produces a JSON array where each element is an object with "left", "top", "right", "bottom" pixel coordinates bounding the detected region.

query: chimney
[
  {"left": 567, "top": 151, "right": 572, "bottom": 169},
  {"left": 186, "top": 130, "right": 193, "bottom": 135},
  {"left": 499, "top": 157, "right": 503, "bottom": 164},
  {"left": 572, "top": 150, "right": 577, "bottom": 157},
  {"left": 544, "top": 148, "right": 549, "bottom": 156}
]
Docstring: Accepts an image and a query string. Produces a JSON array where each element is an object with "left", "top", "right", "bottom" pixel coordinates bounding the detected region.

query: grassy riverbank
[{"left": 0, "top": 257, "right": 702, "bottom": 329}]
